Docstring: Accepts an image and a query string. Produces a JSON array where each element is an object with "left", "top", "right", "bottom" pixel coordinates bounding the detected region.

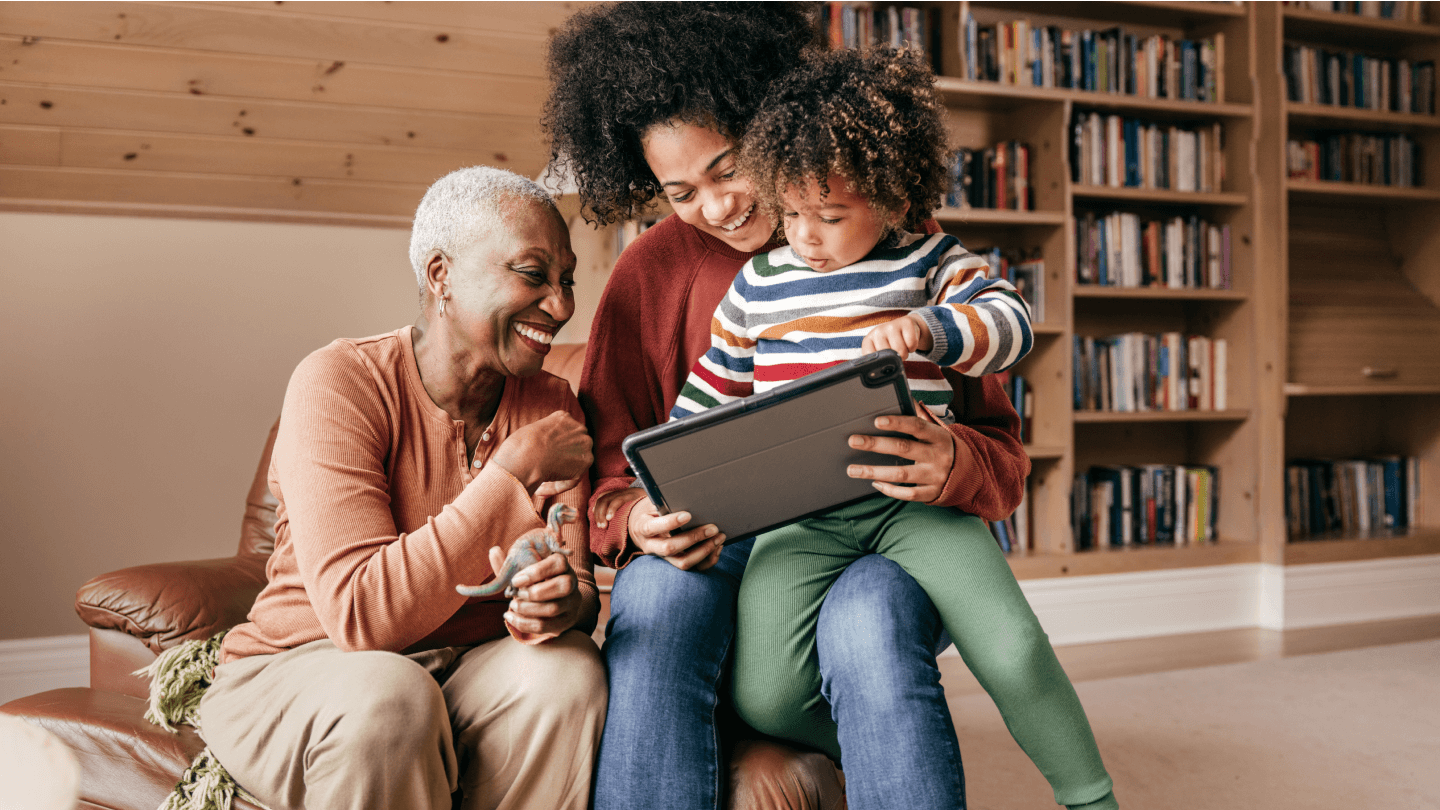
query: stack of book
[
  {"left": 1282, "top": 1, "right": 1429, "bottom": 21},
  {"left": 1071, "top": 112, "right": 1225, "bottom": 192},
  {"left": 1073, "top": 333, "right": 1228, "bottom": 413},
  {"left": 1284, "top": 43, "right": 1435, "bottom": 114},
  {"left": 947, "top": 142, "right": 1034, "bottom": 210},
  {"left": 994, "top": 370, "right": 1033, "bottom": 445},
  {"left": 959, "top": 13, "right": 1223, "bottom": 102},
  {"left": 976, "top": 247, "right": 1045, "bottom": 322},
  {"left": 820, "top": 3, "right": 937, "bottom": 63},
  {"left": 1285, "top": 456, "right": 1420, "bottom": 538},
  {"left": 1286, "top": 133, "right": 1420, "bottom": 186},
  {"left": 1075, "top": 211, "right": 1231, "bottom": 289},
  {"left": 1071, "top": 464, "right": 1220, "bottom": 550}
]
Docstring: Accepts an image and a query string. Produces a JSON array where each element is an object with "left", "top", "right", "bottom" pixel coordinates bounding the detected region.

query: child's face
[{"left": 780, "top": 174, "right": 897, "bottom": 272}]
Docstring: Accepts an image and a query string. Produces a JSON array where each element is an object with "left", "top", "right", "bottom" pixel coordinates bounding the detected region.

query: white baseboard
[
  {"left": 0, "top": 636, "right": 88, "bottom": 706},
  {"left": 1281, "top": 555, "right": 1440, "bottom": 629},
  {"left": 939, "top": 555, "right": 1440, "bottom": 655}
]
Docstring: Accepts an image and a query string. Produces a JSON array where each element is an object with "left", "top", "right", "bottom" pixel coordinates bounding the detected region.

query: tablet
[{"left": 621, "top": 350, "right": 916, "bottom": 542}]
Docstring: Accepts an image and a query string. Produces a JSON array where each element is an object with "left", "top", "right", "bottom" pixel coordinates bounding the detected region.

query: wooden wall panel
[{"left": 0, "top": 1, "right": 587, "bottom": 225}]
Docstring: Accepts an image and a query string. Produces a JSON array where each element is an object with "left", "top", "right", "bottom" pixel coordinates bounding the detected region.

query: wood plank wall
[{"left": 0, "top": 1, "right": 585, "bottom": 226}]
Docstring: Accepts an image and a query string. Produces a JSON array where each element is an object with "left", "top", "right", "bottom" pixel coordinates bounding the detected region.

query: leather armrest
[{"left": 74, "top": 553, "right": 269, "bottom": 656}]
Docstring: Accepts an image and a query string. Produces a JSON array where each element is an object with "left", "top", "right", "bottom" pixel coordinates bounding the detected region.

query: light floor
[{"left": 939, "top": 615, "right": 1440, "bottom": 810}]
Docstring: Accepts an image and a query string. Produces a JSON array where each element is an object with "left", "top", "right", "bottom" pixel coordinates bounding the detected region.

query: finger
[
  {"left": 504, "top": 608, "right": 568, "bottom": 635},
  {"left": 871, "top": 479, "right": 937, "bottom": 502},
  {"left": 641, "top": 510, "right": 694, "bottom": 539},
  {"left": 848, "top": 461, "right": 925, "bottom": 484},
  {"left": 534, "top": 479, "right": 581, "bottom": 499},
  {"left": 848, "top": 432, "right": 928, "bottom": 462},
  {"left": 487, "top": 545, "right": 506, "bottom": 576},
  {"left": 642, "top": 524, "right": 719, "bottom": 558},
  {"left": 663, "top": 533, "right": 727, "bottom": 571},
  {"left": 689, "top": 536, "right": 727, "bottom": 572},
  {"left": 514, "top": 569, "right": 576, "bottom": 603},
  {"left": 861, "top": 332, "right": 878, "bottom": 355},
  {"left": 509, "top": 552, "right": 570, "bottom": 590}
]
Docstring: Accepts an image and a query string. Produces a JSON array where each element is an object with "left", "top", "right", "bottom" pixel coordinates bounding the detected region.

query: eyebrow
[{"left": 661, "top": 148, "right": 734, "bottom": 187}]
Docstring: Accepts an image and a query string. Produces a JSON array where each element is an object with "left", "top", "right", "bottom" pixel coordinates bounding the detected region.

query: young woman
[{"left": 545, "top": 5, "right": 1031, "bottom": 809}]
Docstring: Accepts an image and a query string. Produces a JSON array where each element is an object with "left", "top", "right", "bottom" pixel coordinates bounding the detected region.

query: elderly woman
[
  {"left": 195, "top": 166, "right": 607, "bottom": 810},
  {"left": 544, "top": 5, "right": 1039, "bottom": 810}
]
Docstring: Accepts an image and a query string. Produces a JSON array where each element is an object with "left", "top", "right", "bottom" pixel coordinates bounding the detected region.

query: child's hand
[
  {"left": 591, "top": 487, "right": 647, "bottom": 530},
  {"left": 863, "top": 313, "right": 933, "bottom": 357}
]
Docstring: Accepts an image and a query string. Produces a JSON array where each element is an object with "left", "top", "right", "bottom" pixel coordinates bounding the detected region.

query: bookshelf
[
  {"left": 569, "top": 2, "right": 1440, "bottom": 578},
  {"left": 1256, "top": 2, "right": 1440, "bottom": 565}
]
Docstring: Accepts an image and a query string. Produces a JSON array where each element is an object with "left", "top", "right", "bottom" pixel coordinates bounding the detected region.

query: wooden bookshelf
[{"left": 1256, "top": 2, "right": 1440, "bottom": 566}]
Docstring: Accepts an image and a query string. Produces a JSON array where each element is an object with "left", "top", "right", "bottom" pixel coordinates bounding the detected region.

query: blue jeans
[{"left": 593, "top": 544, "right": 964, "bottom": 810}]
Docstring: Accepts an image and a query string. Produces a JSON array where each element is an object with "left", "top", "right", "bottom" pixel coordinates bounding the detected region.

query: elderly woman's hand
[
  {"left": 492, "top": 544, "right": 583, "bottom": 636},
  {"left": 845, "top": 413, "right": 956, "bottom": 504},
  {"left": 491, "top": 410, "right": 593, "bottom": 497}
]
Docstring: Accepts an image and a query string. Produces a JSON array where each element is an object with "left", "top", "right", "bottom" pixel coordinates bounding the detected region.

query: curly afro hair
[
  {"left": 737, "top": 46, "right": 951, "bottom": 237},
  {"left": 542, "top": 2, "right": 820, "bottom": 225}
]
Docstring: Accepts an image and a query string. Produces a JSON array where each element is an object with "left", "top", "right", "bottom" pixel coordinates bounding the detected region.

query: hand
[
  {"left": 490, "top": 545, "right": 582, "bottom": 636},
  {"left": 490, "top": 411, "right": 593, "bottom": 497},
  {"left": 627, "top": 496, "right": 726, "bottom": 571},
  {"left": 592, "top": 486, "right": 647, "bottom": 530},
  {"left": 862, "top": 313, "right": 933, "bottom": 357},
  {"left": 846, "top": 413, "right": 956, "bottom": 503}
]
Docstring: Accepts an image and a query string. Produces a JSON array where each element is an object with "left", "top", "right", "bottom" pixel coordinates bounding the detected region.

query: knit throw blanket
[{"left": 136, "top": 632, "right": 270, "bottom": 810}]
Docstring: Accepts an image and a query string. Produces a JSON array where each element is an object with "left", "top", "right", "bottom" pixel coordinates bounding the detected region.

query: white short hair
[{"left": 408, "top": 166, "right": 558, "bottom": 289}]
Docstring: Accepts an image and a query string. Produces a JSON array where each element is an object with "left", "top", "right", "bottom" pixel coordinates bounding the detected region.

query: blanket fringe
[{"left": 135, "top": 632, "right": 270, "bottom": 810}]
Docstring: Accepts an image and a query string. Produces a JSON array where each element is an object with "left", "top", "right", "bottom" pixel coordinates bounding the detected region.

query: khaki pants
[{"left": 198, "top": 631, "right": 607, "bottom": 810}]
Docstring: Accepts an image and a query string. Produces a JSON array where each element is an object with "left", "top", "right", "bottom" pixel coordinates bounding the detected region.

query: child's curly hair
[
  {"left": 542, "top": 2, "right": 820, "bottom": 226},
  {"left": 738, "top": 46, "right": 951, "bottom": 237}
]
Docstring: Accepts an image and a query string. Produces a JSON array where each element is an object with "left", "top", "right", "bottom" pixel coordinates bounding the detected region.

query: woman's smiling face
[
  {"left": 444, "top": 200, "right": 577, "bottom": 378},
  {"left": 641, "top": 120, "right": 774, "bottom": 253}
]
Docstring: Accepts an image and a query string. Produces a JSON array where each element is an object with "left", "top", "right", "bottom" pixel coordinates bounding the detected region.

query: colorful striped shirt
[{"left": 671, "top": 232, "right": 1033, "bottom": 421}]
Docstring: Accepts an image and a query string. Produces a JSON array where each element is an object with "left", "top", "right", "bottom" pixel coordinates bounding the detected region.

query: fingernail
[
  {"left": 847, "top": 466, "right": 860, "bottom": 476},
  {"left": 705, "top": 526, "right": 718, "bottom": 538},
  {"left": 597, "top": 519, "right": 607, "bottom": 528},
  {"left": 515, "top": 589, "right": 530, "bottom": 601},
  {"left": 512, "top": 575, "right": 530, "bottom": 588},
  {"left": 848, "top": 436, "right": 864, "bottom": 447},
  {"left": 876, "top": 417, "right": 890, "bottom": 427},
  {"left": 504, "top": 612, "right": 516, "bottom": 624}
]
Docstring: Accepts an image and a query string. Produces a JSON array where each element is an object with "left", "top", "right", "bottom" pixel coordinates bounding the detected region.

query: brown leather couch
[{"left": 1, "top": 342, "right": 843, "bottom": 810}]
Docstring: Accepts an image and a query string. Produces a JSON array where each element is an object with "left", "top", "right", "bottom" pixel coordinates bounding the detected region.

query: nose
[
  {"left": 540, "top": 283, "right": 574, "bottom": 324},
  {"left": 700, "top": 188, "right": 739, "bottom": 225},
  {"left": 790, "top": 217, "right": 819, "bottom": 246}
]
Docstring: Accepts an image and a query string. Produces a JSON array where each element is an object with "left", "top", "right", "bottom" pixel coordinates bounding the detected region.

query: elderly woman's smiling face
[{"left": 443, "top": 199, "right": 577, "bottom": 379}]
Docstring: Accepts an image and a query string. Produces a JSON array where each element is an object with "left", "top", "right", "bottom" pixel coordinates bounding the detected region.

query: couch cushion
[{"left": 1, "top": 688, "right": 262, "bottom": 810}]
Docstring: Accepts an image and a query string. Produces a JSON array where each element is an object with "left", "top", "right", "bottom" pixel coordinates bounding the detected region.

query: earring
[{"left": 439, "top": 290, "right": 449, "bottom": 317}]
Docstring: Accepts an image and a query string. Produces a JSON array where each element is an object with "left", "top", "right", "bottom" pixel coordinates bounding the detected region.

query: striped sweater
[{"left": 671, "top": 232, "right": 1033, "bottom": 421}]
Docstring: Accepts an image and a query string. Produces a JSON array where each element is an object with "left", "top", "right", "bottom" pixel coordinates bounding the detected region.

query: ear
[
  {"left": 423, "top": 250, "right": 450, "bottom": 302},
  {"left": 893, "top": 199, "right": 912, "bottom": 227}
]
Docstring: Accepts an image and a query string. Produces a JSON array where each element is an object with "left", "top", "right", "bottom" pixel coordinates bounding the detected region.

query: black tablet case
[{"left": 621, "top": 350, "right": 916, "bottom": 542}]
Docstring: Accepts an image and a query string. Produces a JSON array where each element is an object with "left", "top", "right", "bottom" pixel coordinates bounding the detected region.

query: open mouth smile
[
  {"left": 512, "top": 322, "right": 556, "bottom": 353},
  {"left": 719, "top": 203, "right": 755, "bottom": 232}
]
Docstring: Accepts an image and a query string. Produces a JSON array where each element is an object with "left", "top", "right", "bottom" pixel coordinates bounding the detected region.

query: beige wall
[{"left": 0, "top": 209, "right": 607, "bottom": 640}]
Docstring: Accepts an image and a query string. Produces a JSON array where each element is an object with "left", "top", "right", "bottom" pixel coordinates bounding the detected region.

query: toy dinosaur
[{"left": 456, "top": 503, "right": 576, "bottom": 598}]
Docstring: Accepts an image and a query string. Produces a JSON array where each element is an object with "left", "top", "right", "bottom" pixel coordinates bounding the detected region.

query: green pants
[{"left": 732, "top": 496, "right": 1115, "bottom": 809}]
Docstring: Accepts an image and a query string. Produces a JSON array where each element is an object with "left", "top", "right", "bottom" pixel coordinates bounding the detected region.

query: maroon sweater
[{"left": 579, "top": 215, "right": 1030, "bottom": 569}]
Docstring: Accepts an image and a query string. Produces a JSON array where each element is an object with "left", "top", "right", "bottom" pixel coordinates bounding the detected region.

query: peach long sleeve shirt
[{"left": 222, "top": 326, "right": 597, "bottom": 663}]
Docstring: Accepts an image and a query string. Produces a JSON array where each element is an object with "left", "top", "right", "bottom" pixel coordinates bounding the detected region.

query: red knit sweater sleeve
[
  {"left": 578, "top": 228, "right": 675, "bottom": 569},
  {"left": 931, "top": 374, "right": 1030, "bottom": 520}
]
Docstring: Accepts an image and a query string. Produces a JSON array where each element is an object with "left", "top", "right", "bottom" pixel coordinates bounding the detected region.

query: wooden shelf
[
  {"left": 1033, "top": 322, "right": 1065, "bottom": 336},
  {"left": 1009, "top": 540, "right": 1262, "bottom": 580},
  {"left": 1072, "top": 186, "right": 1249, "bottom": 206},
  {"left": 1074, "top": 409, "right": 1249, "bottom": 424},
  {"left": 934, "top": 206, "right": 1066, "bottom": 226},
  {"left": 1073, "top": 285, "right": 1246, "bottom": 301},
  {"left": 935, "top": 77, "right": 1253, "bottom": 119},
  {"left": 1282, "top": 7, "right": 1440, "bottom": 45},
  {"left": 1284, "top": 529, "right": 1440, "bottom": 565},
  {"left": 971, "top": 1, "right": 1245, "bottom": 28},
  {"left": 1285, "top": 383, "right": 1440, "bottom": 396},
  {"left": 1025, "top": 444, "right": 1067, "bottom": 460},
  {"left": 1286, "top": 180, "right": 1440, "bottom": 203},
  {"left": 1286, "top": 102, "right": 1440, "bottom": 133}
]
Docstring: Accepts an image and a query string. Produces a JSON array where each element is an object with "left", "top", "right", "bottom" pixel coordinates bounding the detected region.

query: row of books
[
  {"left": 1076, "top": 211, "right": 1232, "bottom": 290},
  {"left": 994, "top": 370, "right": 1033, "bottom": 446},
  {"left": 1072, "top": 464, "right": 1220, "bottom": 550},
  {"left": 1285, "top": 456, "right": 1420, "bottom": 538},
  {"left": 946, "top": 142, "right": 1034, "bottom": 211},
  {"left": 990, "top": 485, "right": 1030, "bottom": 554},
  {"left": 1283, "top": 43, "right": 1436, "bottom": 114},
  {"left": 976, "top": 248, "right": 1045, "bottom": 323},
  {"left": 960, "top": 14, "right": 1223, "bottom": 103},
  {"left": 1071, "top": 113, "right": 1225, "bottom": 193},
  {"left": 1073, "top": 333, "right": 1228, "bottom": 414},
  {"left": 1285, "top": 133, "right": 1420, "bottom": 186},
  {"left": 821, "top": 3, "right": 937, "bottom": 62},
  {"left": 1282, "top": 1, "right": 1429, "bottom": 22}
]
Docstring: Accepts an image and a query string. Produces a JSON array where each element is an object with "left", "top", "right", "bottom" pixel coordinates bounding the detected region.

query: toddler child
[{"left": 670, "top": 47, "right": 1118, "bottom": 810}]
